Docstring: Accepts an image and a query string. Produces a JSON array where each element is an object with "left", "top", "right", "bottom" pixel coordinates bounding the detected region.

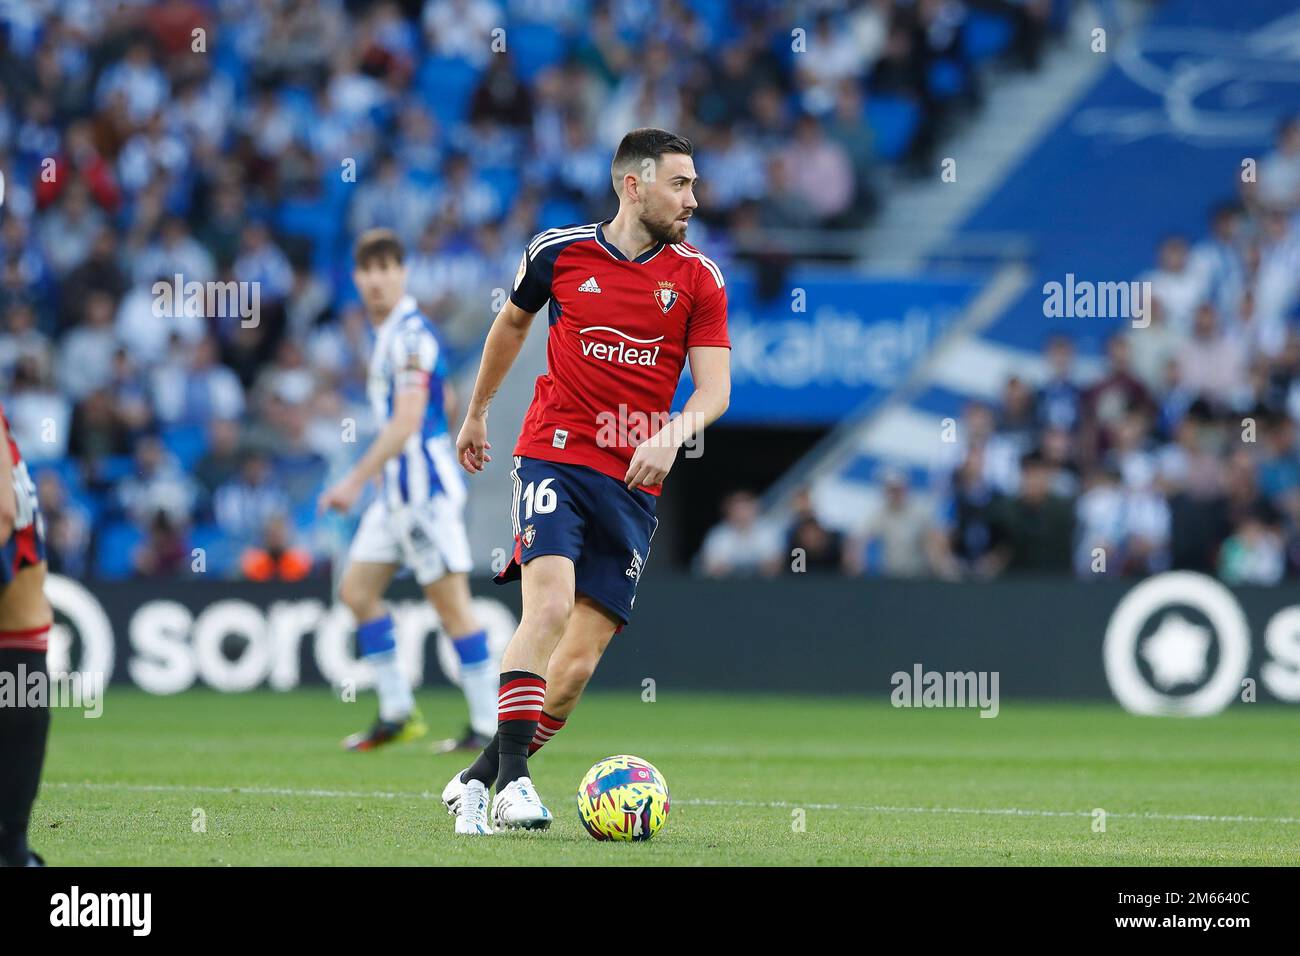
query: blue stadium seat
[
  {"left": 963, "top": 11, "right": 1014, "bottom": 62},
  {"left": 276, "top": 197, "right": 337, "bottom": 252},
  {"left": 417, "top": 57, "right": 481, "bottom": 127},
  {"left": 291, "top": 498, "right": 318, "bottom": 533},
  {"left": 927, "top": 59, "right": 967, "bottom": 100},
  {"left": 277, "top": 85, "right": 316, "bottom": 124},
  {"left": 510, "top": 24, "right": 568, "bottom": 82},
  {"left": 96, "top": 455, "right": 137, "bottom": 484},
  {"left": 538, "top": 197, "right": 583, "bottom": 229},
  {"left": 95, "top": 522, "right": 144, "bottom": 581},
  {"left": 161, "top": 424, "right": 210, "bottom": 471},
  {"left": 189, "top": 523, "right": 239, "bottom": 579},
  {"left": 30, "top": 460, "right": 84, "bottom": 494},
  {"left": 864, "top": 96, "right": 921, "bottom": 162},
  {"left": 480, "top": 167, "right": 520, "bottom": 210}
]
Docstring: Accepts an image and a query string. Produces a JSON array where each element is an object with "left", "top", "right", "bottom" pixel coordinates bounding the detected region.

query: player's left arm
[
  {"left": 624, "top": 345, "right": 731, "bottom": 490},
  {"left": 319, "top": 320, "right": 437, "bottom": 514},
  {"left": 318, "top": 385, "right": 428, "bottom": 513}
]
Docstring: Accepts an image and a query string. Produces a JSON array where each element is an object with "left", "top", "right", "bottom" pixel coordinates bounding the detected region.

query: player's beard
[{"left": 640, "top": 208, "right": 688, "bottom": 246}]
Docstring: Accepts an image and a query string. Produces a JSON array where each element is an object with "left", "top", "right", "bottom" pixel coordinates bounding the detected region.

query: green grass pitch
[{"left": 31, "top": 688, "right": 1300, "bottom": 865}]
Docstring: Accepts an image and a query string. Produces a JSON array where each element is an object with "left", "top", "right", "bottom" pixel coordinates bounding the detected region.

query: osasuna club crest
[
  {"left": 653, "top": 282, "right": 678, "bottom": 313},
  {"left": 522, "top": 524, "right": 536, "bottom": 548}
]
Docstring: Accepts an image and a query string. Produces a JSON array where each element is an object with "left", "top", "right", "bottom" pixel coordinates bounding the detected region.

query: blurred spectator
[
  {"left": 131, "top": 510, "right": 188, "bottom": 578},
  {"left": 422, "top": 0, "right": 503, "bottom": 68},
  {"left": 1079, "top": 335, "right": 1154, "bottom": 469},
  {"left": 1219, "top": 508, "right": 1285, "bottom": 585},
  {"left": 935, "top": 445, "right": 1004, "bottom": 578},
  {"left": 1248, "top": 115, "right": 1300, "bottom": 211},
  {"left": 150, "top": 336, "right": 246, "bottom": 426},
  {"left": 195, "top": 418, "right": 245, "bottom": 498},
  {"left": 116, "top": 434, "right": 199, "bottom": 530},
  {"left": 37, "top": 180, "right": 106, "bottom": 276},
  {"left": 697, "top": 490, "right": 784, "bottom": 577},
  {"left": 6, "top": 356, "right": 70, "bottom": 462},
  {"left": 1035, "top": 334, "right": 1082, "bottom": 431},
  {"left": 37, "top": 471, "right": 92, "bottom": 578},
  {"left": 0, "top": 302, "right": 53, "bottom": 384},
  {"left": 1126, "top": 299, "right": 1180, "bottom": 396},
  {"left": 1141, "top": 235, "right": 1201, "bottom": 334},
  {"left": 212, "top": 453, "right": 290, "bottom": 545},
  {"left": 779, "top": 116, "right": 856, "bottom": 227},
  {"left": 131, "top": 215, "right": 216, "bottom": 286},
  {"left": 989, "top": 452, "right": 1075, "bottom": 574},
  {"left": 240, "top": 514, "right": 314, "bottom": 582},
  {"left": 1176, "top": 303, "right": 1247, "bottom": 408},
  {"left": 848, "top": 468, "right": 944, "bottom": 577},
  {"left": 56, "top": 291, "right": 118, "bottom": 401},
  {"left": 1189, "top": 202, "right": 1246, "bottom": 319},
  {"left": 782, "top": 488, "right": 848, "bottom": 574},
  {"left": 1253, "top": 207, "right": 1300, "bottom": 334}
]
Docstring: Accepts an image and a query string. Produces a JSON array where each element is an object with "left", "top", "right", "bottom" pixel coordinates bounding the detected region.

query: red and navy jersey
[
  {"left": 508, "top": 220, "right": 730, "bottom": 495},
  {"left": 0, "top": 403, "right": 45, "bottom": 588}
]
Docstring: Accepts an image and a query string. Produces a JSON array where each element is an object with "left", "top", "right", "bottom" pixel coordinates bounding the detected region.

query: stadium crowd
[
  {"left": 0, "top": 0, "right": 1067, "bottom": 581},
  {"left": 699, "top": 116, "right": 1300, "bottom": 583}
]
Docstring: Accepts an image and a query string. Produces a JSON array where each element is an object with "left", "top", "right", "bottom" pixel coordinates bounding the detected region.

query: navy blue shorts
[
  {"left": 494, "top": 456, "right": 658, "bottom": 628},
  {"left": 0, "top": 518, "right": 45, "bottom": 588}
]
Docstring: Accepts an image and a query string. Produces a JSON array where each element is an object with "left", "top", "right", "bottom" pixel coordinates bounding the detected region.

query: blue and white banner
[{"left": 674, "top": 270, "right": 984, "bottom": 425}]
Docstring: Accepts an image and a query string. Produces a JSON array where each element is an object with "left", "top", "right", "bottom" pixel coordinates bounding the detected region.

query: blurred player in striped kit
[{"left": 318, "top": 229, "right": 496, "bottom": 752}]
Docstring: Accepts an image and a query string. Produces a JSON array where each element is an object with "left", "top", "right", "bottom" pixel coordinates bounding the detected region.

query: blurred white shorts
[{"left": 347, "top": 496, "right": 472, "bottom": 585}]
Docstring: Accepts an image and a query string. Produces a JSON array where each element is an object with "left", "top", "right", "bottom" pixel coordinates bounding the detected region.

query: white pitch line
[{"left": 45, "top": 781, "right": 1300, "bottom": 826}]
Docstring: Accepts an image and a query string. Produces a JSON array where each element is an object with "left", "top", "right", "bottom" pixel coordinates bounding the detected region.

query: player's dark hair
[
  {"left": 611, "top": 128, "right": 693, "bottom": 189},
  {"left": 353, "top": 228, "right": 405, "bottom": 268}
]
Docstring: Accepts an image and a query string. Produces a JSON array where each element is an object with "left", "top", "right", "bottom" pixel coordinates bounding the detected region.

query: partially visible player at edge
[
  {"left": 0, "top": 402, "right": 53, "bottom": 866},
  {"left": 442, "top": 128, "right": 731, "bottom": 834},
  {"left": 318, "top": 230, "right": 496, "bottom": 753}
]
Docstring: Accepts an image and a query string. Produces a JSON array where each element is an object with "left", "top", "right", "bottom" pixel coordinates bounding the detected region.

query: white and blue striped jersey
[{"left": 366, "top": 294, "right": 464, "bottom": 510}]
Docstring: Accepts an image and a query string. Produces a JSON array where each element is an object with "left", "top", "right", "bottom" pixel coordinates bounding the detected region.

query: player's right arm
[
  {"left": 456, "top": 298, "right": 538, "bottom": 474},
  {"left": 458, "top": 231, "right": 563, "bottom": 474}
]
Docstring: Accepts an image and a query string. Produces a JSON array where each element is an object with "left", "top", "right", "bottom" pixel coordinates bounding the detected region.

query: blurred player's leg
[
  {"left": 421, "top": 571, "right": 495, "bottom": 750},
  {"left": 0, "top": 562, "right": 53, "bottom": 867},
  {"left": 338, "top": 560, "right": 425, "bottom": 750}
]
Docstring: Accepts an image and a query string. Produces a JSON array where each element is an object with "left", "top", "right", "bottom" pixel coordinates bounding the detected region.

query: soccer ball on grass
[{"left": 576, "top": 755, "right": 669, "bottom": 841}]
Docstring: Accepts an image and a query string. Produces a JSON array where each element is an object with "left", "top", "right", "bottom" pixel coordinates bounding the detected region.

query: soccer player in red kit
[
  {"left": 442, "top": 128, "right": 731, "bottom": 833},
  {"left": 0, "top": 404, "right": 53, "bottom": 865}
]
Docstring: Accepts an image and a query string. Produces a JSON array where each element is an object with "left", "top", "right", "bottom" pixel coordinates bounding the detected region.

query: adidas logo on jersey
[{"left": 578, "top": 276, "right": 602, "bottom": 293}]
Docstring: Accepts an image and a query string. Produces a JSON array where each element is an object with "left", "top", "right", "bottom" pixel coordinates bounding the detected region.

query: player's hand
[
  {"left": 317, "top": 475, "right": 363, "bottom": 515},
  {"left": 624, "top": 437, "right": 678, "bottom": 490},
  {"left": 457, "top": 415, "right": 491, "bottom": 474}
]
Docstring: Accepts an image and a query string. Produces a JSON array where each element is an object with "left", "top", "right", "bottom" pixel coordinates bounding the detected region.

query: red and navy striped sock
[
  {"left": 528, "top": 711, "right": 566, "bottom": 756},
  {"left": 495, "top": 671, "right": 545, "bottom": 790}
]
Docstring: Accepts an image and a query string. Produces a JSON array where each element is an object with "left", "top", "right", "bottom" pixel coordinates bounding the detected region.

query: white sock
[
  {"left": 370, "top": 651, "right": 414, "bottom": 722},
  {"left": 461, "top": 660, "right": 498, "bottom": 737}
]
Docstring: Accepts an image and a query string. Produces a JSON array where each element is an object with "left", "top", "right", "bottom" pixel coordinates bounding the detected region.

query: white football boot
[
  {"left": 442, "top": 768, "right": 469, "bottom": 816},
  {"left": 491, "top": 776, "right": 552, "bottom": 830},
  {"left": 454, "top": 778, "right": 493, "bottom": 835}
]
